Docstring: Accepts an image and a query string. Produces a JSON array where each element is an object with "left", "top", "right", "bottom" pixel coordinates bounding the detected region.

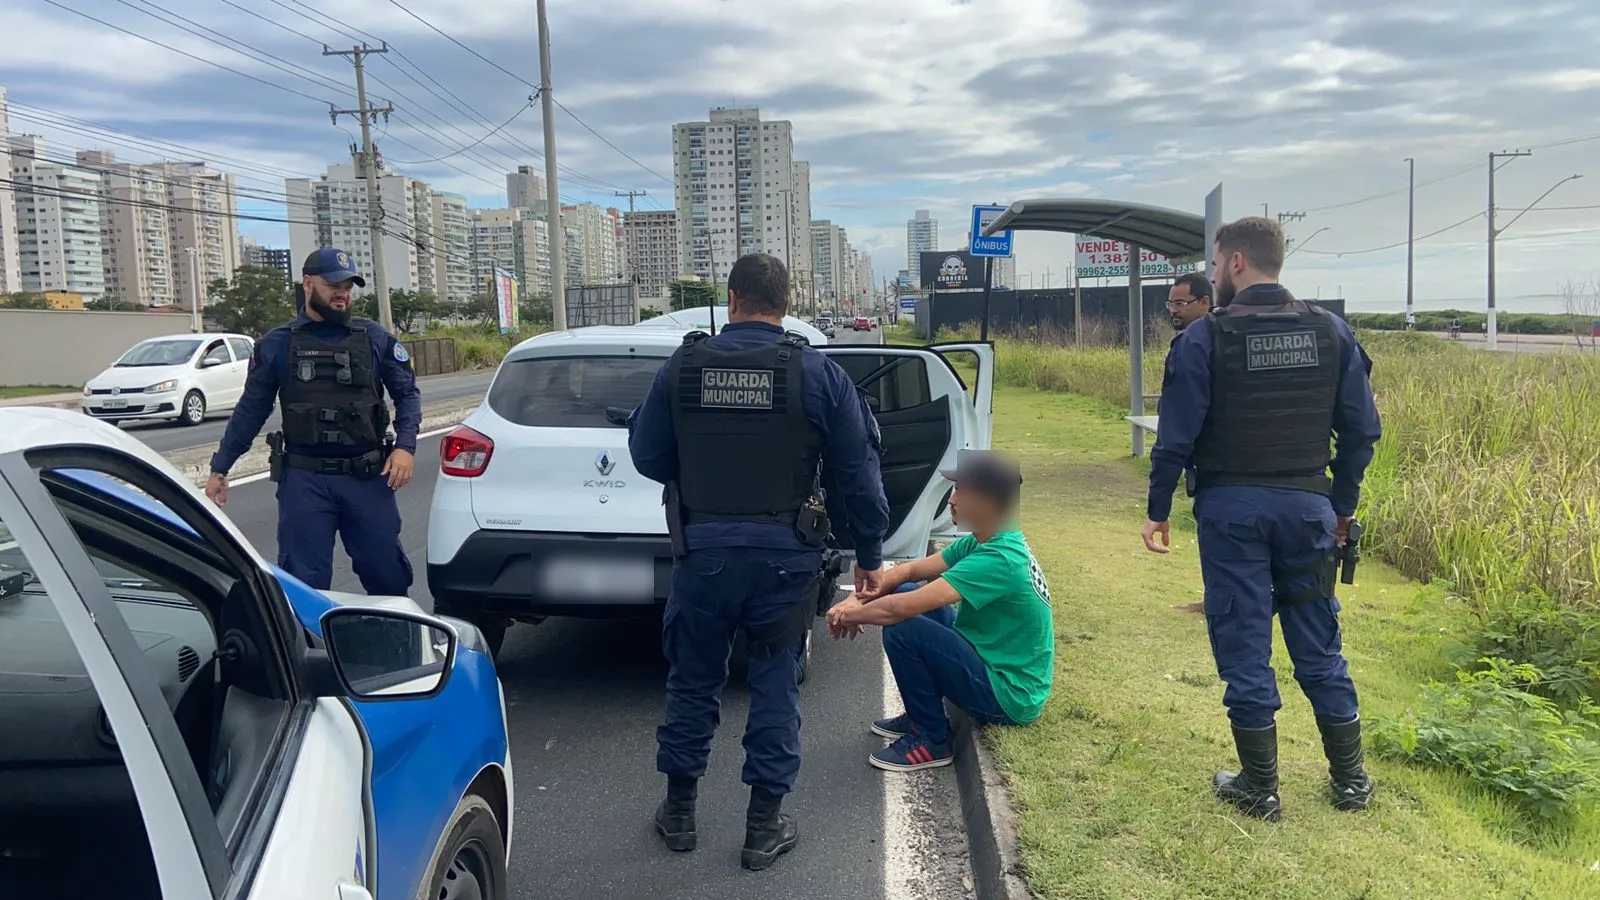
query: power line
[
  {"left": 1292, "top": 211, "right": 1486, "bottom": 256},
  {"left": 554, "top": 99, "right": 671, "bottom": 185},
  {"left": 39, "top": 0, "right": 333, "bottom": 106},
  {"left": 383, "top": 0, "right": 539, "bottom": 90}
]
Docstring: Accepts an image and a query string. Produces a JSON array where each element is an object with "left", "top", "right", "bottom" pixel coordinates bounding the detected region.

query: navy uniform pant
[
  {"left": 1194, "top": 486, "right": 1359, "bottom": 730},
  {"left": 274, "top": 466, "right": 413, "bottom": 597},
  {"left": 657, "top": 546, "right": 821, "bottom": 797}
]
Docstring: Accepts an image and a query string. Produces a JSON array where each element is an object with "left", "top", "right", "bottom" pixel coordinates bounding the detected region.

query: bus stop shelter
[{"left": 982, "top": 198, "right": 1207, "bottom": 457}]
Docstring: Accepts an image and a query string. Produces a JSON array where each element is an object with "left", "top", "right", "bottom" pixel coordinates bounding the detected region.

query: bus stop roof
[{"left": 982, "top": 198, "right": 1207, "bottom": 263}]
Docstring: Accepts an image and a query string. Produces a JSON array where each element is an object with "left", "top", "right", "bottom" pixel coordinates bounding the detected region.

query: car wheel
[
  {"left": 419, "top": 794, "right": 508, "bottom": 900},
  {"left": 180, "top": 390, "right": 206, "bottom": 426}
]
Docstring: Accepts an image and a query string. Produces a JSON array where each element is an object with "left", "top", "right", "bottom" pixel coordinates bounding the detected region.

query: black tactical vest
[
  {"left": 1190, "top": 289, "right": 1342, "bottom": 494},
  {"left": 664, "top": 331, "right": 824, "bottom": 525},
  {"left": 279, "top": 318, "right": 390, "bottom": 450}
]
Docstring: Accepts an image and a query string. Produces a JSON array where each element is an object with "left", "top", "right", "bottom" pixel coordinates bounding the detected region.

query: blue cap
[{"left": 301, "top": 247, "right": 366, "bottom": 287}]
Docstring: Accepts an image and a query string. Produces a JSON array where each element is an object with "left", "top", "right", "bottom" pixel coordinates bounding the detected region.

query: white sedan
[{"left": 82, "top": 333, "right": 255, "bottom": 426}]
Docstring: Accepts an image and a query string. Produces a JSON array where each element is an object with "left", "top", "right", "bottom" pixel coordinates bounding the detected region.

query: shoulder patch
[{"left": 393, "top": 341, "right": 410, "bottom": 363}]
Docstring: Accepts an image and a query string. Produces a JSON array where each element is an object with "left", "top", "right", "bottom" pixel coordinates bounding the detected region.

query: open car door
[{"left": 818, "top": 342, "right": 996, "bottom": 562}]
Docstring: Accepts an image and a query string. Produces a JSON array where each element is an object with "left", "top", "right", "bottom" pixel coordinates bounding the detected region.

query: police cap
[{"left": 302, "top": 247, "right": 366, "bottom": 287}]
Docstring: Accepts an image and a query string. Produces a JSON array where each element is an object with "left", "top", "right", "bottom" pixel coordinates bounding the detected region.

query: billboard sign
[
  {"left": 899, "top": 297, "right": 917, "bottom": 311},
  {"left": 491, "top": 267, "right": 520, "bottom": 335},
  {"left": 920, "top": 251, "right": 985, "bottom": 291},
  {"left": 1074, "top": 239, "right": 1199, "bottom": 280}
]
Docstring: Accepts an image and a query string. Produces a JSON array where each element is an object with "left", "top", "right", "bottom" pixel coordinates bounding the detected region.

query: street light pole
[
  {"left": 185, "top": 246, "right": 201, "bottom": 333},
  {"left": 1404, "top": 157, "right": 1415, "bottom": 323},
  {"left": 1487, "top": 150, "right": 1531, "bottom": 350}
]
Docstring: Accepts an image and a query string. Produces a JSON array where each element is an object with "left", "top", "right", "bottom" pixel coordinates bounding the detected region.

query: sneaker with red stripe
[{"left": 869, "top": 732, "right": 954, "bottom": 772}]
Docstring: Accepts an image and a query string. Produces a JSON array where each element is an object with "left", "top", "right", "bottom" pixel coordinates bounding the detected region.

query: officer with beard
[
  {"left": 1161, "top": 272, "right": 1213, "bottom": 614},
  {"left": 1140, "top": 217, "right": 1382, "bottom": 823},
  {"left": 204, "top": 248, "right": 421, "bottom": 599},
  {"left": 628, "top": 252, "right": 890, "bottom": 872}
]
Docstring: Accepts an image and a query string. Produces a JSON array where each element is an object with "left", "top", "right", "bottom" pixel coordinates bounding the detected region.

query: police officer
[
  {"left": 1141, "top": 217, "right": 1383, "bottom": 822},
  {"left": 628, "top": 252, "right": 890, "bottom": 871},
  {"left": 204, "top": 248, "right": 422, "bottom": 599}
]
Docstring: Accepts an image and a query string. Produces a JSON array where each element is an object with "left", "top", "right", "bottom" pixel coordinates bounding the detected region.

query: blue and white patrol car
[{"left": 0, "top": 407, "right": 512, "bottom": 900}]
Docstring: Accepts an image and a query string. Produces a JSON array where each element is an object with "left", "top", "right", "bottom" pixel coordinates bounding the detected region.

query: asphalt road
[
  {"left": 210, "top": 324, "right": 973, "bottom": 899},
  {"left": 120, "top": 369, "right": 499, "bottom": 454}
]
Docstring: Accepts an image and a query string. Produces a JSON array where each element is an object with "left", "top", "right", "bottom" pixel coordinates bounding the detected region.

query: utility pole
[
  {"left": 1487, "top": 149, "right": 1532, "bottom": 350},
  {"left": 536, "top": 0, "right": 565, "bottom": 330},
  {"left": 1405, "top": 158, "right": 1415, "bottom": 324},
  {"left": 185, "top": 246, "right": 200, "bottom": 333},
  {"left": 614, "top": 189, "right": 646, "bottom": 213},
  {"left": 1277, "top": 210, "right": 1305, "bottom": 225},
  {"left": 325, "top": 43, "right": 395, "bottom": 333}
]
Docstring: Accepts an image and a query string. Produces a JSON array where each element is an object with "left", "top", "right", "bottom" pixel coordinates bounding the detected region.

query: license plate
[
  {"left": 103, "top": 399, "right": 128, "bottom": 409},
  {"left": 541, "top": 556, "right": 654, "bottom": 599}
]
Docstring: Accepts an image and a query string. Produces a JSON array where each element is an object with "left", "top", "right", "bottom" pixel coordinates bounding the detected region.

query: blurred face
[
  {"left": 1211, "top": 246, "right": 1242, "bottom": 307},
  {"left": 303, "top": 274, "right": 355, "bottom": 323},
  {"left": 1167, "top": 283, "right": 1211, "bottom": 329},
  {"left": 949, "top": 484, "right": 1004, "bottom": 530}
]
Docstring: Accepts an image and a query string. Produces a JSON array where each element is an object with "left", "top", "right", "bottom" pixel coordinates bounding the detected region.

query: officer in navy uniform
[
  {"left": 204, "top": 248, "right": 422, "bottom": 599},
  {"left": 628, "top": 252, "right": 890, "bottom": 871},
  {"left": 1141, "top": 217, "right": 1383, "bottom": 822}
]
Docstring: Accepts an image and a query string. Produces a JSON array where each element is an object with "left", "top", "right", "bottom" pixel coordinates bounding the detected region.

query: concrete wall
[{"left": 0, "top": 308, "right": 199, "bottom": 387}]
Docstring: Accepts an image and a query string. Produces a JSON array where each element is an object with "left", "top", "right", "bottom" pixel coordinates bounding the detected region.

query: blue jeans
[{"left": 880, "top": 583, "right": 1015, "bottom": 746}]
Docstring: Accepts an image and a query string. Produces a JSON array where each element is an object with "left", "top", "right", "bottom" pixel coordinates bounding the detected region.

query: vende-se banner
[{"left": 1075, "top": 239, "right": 1199, "bottom": 280}]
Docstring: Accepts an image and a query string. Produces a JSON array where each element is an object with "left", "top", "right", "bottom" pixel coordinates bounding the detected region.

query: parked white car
[
  {"left": 424, "top": 324, "right": 995, "bottom": 665},
  {"left": 81, "top": 333, "right": 255, "bottom": 426}
]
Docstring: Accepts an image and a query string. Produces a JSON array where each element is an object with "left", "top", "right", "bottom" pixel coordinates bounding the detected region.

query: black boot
[
  {"left": 654, "top": 775, "right": 697, "bottom": 851},
  {"left": 740, "top": 786, "right": 798, "bottom": 871},
  {"left": 1213, "top": 723, "right": 1282, "bottom": 822},
  {"left": 1317, "top": 716, "right": 1375, "bottom": 811}
]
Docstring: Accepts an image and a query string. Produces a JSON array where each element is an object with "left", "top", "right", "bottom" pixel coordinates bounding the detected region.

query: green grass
[
  {"left": 0, "top": 384, "right": 77, "bottom": 399},
  {"left": 991, "top": 385, "right": 1600, "bottom": 900}
]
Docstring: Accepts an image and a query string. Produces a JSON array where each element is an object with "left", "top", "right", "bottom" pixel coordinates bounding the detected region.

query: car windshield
[
  {"left": 0, "top": 519, "right": 182, "bottom": 598},
  {"left": 116, "top": 339, "right": 200, "bottom": 367},
  {"left": 486, "top": 354, "right": 668, "bottom": 428}
]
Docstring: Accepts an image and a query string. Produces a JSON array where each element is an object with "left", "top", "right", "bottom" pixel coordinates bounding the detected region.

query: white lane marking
[
  {"left": 225, "top": 425, "right": 456, "bottom": 488},
  {"left": 882, "top": 641, "right": 922, "bottom": 899}
]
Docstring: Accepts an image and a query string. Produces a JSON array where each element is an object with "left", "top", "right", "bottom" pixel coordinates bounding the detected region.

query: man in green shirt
[{"left": 826, "top": 450, "right": 1055, "bottom": 771}]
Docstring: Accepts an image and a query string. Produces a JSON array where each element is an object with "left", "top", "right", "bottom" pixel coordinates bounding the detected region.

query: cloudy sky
[{"left": 4, "top": 0, "right": 1598, "bottom": 312}]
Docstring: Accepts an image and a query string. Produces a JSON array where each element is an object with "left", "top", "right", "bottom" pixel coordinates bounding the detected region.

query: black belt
[{"left": 284, "top": 448, "right": 385, "bottom": 478}]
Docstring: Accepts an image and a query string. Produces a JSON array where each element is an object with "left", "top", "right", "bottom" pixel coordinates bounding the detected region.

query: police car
[
  {"left": 0, "top": 407, "right": 513, "bottom": 900},
  {"left": 424, "top": 324, "right": 995, "bottom": 665}
]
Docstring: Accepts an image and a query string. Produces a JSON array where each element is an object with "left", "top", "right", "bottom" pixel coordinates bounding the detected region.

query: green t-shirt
[{"left": 940, "top": 530, "right": 1055, "bottom": 723}]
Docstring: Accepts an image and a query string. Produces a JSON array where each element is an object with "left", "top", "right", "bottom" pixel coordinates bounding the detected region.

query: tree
[
  {"left": 0, "top": 292, "right": 49, "bottom": 310},
  {"left": 86, "top": 295, "right": 134, "bottom": 311},
  {"left": 354, "top": 289, "right": 442, "bottom": 333},
  {"left": 669, "top": 279, "right": 716, "bottom": 311},
  {"left": 519, "top": 292, "right": 553, "bottom": 329},
  {"left": 205, "top": 265, "right": 295, "bottom": 337},
  {"left": 461, "top": 293, "right": 496, "bottom": 325},
  {"left": 1559, "top": 277, "right": 1600, "bottom": 350},
  {"left": 639, "top": 307, "right": 663, "bottom": 320}
]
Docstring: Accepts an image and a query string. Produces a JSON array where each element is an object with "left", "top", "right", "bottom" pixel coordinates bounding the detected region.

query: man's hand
[
  {"left": 383, "top": 449, "right": 415, "bottom": 490},
  {"left": 204, "top": 472, "right": 229, "bottom": 508},
  {"left": 1334, "top": 515, "right": 1353, "bottom": 548},
  {"left": 854, "top": 563, "right": 883, "bottom": 597},
  {"left": 827, "top": 595, "right": 865, "bottom": 636},
  {"left": 1142, "top": 519, "right": 1171, "bottom": 554}
]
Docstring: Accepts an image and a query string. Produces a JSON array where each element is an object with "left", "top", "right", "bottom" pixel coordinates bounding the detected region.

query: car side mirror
[
  {"left": 319, "top": 607, "right": 457, "bottom": 701},
  {"left": 200, "top": 357, "right": 225, "bottom": 368}
]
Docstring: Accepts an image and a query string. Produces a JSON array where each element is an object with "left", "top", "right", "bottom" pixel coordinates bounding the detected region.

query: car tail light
[{"left": 440, "top": 425, "right": 494, "bottom": 477}]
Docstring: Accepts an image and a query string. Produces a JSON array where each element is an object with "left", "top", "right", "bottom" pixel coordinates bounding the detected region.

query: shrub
[{"left": 1369, "top": 658, "right": 1600, "bottom": 823}]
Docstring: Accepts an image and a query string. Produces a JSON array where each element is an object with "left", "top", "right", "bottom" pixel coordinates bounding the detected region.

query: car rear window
[{"left": 486, "top": 355, "right": 669, "bottom": 428}]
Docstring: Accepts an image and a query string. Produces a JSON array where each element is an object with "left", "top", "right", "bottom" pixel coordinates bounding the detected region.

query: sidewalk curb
[{"left": 951, "top": 708, "right": 1034, "bottom": 900}]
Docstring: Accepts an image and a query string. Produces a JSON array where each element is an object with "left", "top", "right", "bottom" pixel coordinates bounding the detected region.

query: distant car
[
  {"left": 854, "top": 316, "right": 872, "bottom": 331},
  {"left": 81, "top": 333, "right": 256, "bottom": 427},
  {"left": 0, "top": 407, "right": 513, "bottom": 900},
  {"left": 425, "top": 325, "right": 996, "bottom": 670}
]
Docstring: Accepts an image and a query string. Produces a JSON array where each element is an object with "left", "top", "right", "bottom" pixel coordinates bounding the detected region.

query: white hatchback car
[
  {"left": 82, "top": 333, "right": 255, "bottom": 427},
  {"left": 425, "top": 325, "right": 994, "bottom": 661}
]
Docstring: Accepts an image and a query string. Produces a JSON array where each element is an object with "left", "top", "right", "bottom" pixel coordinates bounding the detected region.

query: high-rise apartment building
[
  {"left": 74, "top": 150, "right": 239, "bottom": 308},
  {"left": 430, "top": 191, "right": 473, "bottom": 304},
  {"left": 561, "top": 202, "right": 623, "bottom": 287},
  {"left": 907, "top": 209, "right": 937, "bottom": 288},
  {"left": 239, "top": 236, "right": 292, "bottom": 281},
  {"left": 622, "top": 209, "right": 678, "bottom": 301},
  {"left": 469, "top": 207, "right": 551, "bottom": 299},
  {"left": 8, "top": 135, "right": 105, "bottom": 298},
  {"left": 506, "top": 165, "right": 546, "bottom": 211},
  {"left": 810, "top": 219, "right": 856, "bottom": 306},
  {"left": 285, "top": 154, "right": 472, "bottom": 303},
  {"left": 853, "top": 249, "right": 875, "bottom": 306},
  {"left": 0, "top": 88, "right": 21, "bottom": 295},
  {"left": 672, "top": 107, "right": 813, "bottom": 292}
]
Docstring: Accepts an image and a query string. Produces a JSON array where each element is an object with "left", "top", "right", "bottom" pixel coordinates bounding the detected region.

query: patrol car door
[
  {"left": 818, "top": 343, "right": 995, "bottom": 561},
  {"left": 0, "top": 445, "right": 376, "bottom": 900}
]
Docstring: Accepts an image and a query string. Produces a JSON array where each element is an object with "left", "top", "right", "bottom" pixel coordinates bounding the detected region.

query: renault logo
[{"left": 595, "top": 451, "right": 616, "bottom": 476}]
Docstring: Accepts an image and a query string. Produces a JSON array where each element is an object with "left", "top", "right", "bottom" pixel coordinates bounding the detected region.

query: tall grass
[
  {"left": 420, "top": 322, "right": 549, "bottom": 369},
  {"left": 934, "top": 319, "right": 1600, "bottom": 702}
]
